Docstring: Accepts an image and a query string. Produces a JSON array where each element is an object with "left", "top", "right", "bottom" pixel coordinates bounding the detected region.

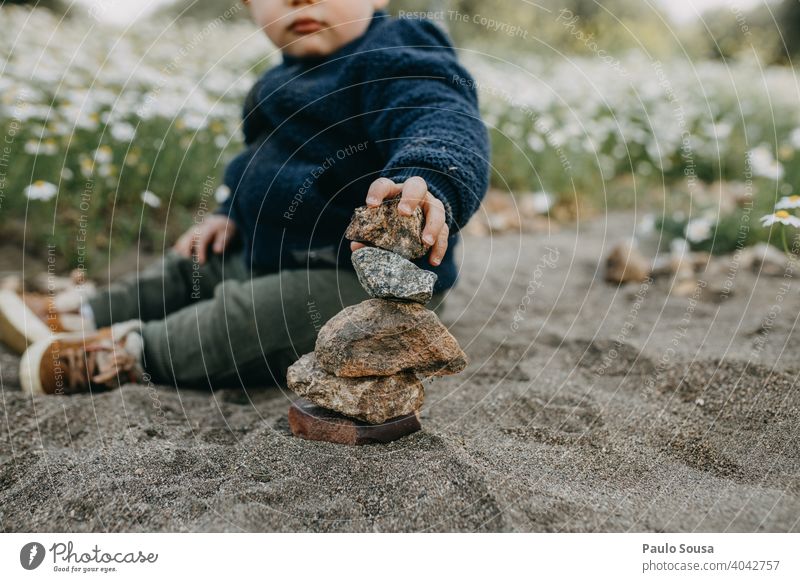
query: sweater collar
[{"left": 280, "top": 10, "right": 388, "bottom": 68}]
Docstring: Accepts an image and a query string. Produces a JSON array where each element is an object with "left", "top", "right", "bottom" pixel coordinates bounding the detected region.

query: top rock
[{"left": 345, "top": 198, "right": 430, "bottom": 259}]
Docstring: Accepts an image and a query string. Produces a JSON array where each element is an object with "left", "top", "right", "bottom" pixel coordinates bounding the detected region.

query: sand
[{"left": 1, "top": 211, "right": 798, "bottom": 532}]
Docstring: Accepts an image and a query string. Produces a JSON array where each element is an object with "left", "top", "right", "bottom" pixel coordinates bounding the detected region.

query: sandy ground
[{"left": 1, "top": 211, "right": 799, "bottom": 532}]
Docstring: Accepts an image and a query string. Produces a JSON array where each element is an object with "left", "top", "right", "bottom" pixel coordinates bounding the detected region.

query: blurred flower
[
  {"left": 97, "top": 163, "right": 115, "bottom": 178},
  {"left": 670, "top": 237, "right": 690, "bottom": 257},
  {"left": 79, "top": 156, "right": 95, "bottom": 177},
  {"left": 711, "top": 122, "right": 732, "bottom": 140},
  {"left": 526, "top": 133, "right": 545, "bottom": 152},
  {"left": 24, "top": 139, "right": 57, "bottom": 156},
  {"left": 93, "top": 145, "right": 113, "bottom": 165},
  {"left": 684, "top": 217, "right": 713, "bottom": 243},
  {"left": 790, "top": 128, "right": 800, "bottom": 150},
  {"left": 774, "top": 195, "right": 800, "bottom": 210},
  {"left": 530, "top": 191, "right": 553, "bottom": 214},
  {"left": 637, "top": 214, "right": 655, "bottom": 236},
  {"left": 111, "top": 122, "right": 136, "bottom": 142},
  {"left": 214, "top": 185, "right": 231, "bottom": 204},
  {"left": 24, "top": 139, "right": 58, "bottom": 156},
  {"left": 125, "top": 149, "right": 141, "bottom": 167},
  {"left": 761, "top": 211, "right": 800, "bottom": 228},
  {"left": 140, "top": 190, "right": 162, "bottom": 208},
  {"left": 24, "top": 180, "right": 57, "bottom": 201},
  {"left": 748, "top": 145, "right": 784, "bottom": 181}
]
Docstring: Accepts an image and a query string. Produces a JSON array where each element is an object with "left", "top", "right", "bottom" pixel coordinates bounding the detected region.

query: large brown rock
[
  {"left": 286, "top": 352, "right": 424, "bottom": 424},
  {"left": 315, "top": 298, "right": 467, "bottom": 378},
  {"left": 288, "top": 398, "right": 421, "bottom": 445},
  {"left": 345, "top": 198, "right": 430, "bottom": 259}
]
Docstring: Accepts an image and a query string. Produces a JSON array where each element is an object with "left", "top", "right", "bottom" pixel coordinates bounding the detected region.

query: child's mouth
[{"left": 290, "top": 18, "right": 324, "bottom": 35}]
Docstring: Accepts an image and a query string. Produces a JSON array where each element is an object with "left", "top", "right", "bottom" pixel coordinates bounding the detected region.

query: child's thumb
[{"left": 213, "top": 231, "right": 226, "bottom": 253}]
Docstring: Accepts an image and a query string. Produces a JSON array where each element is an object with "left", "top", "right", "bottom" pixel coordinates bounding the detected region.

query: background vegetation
[{"left": 1, "top": 0, "right": 799, "bottom": 270}]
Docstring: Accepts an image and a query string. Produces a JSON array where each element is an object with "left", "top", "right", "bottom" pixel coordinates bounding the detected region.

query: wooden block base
[{"left": 288, "top": 398, "right": 421, "bottom": 445}]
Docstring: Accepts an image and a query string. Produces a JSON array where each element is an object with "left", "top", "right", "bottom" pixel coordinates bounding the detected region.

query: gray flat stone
[{"left": 351, "top": 246, "right": 437, "bottom": 304}]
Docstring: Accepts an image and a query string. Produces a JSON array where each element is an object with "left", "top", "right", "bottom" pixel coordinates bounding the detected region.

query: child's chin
[{"left": 285, "top": 37, "right": 335, "bottom": 58}]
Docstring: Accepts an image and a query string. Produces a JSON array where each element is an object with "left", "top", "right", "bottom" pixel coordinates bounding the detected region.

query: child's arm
[
  {"left": 350, "top": 177, "right": 450, "bottom": 266},
  {"left": 355, "top": 18, "right": 491, "bottom": 264}
]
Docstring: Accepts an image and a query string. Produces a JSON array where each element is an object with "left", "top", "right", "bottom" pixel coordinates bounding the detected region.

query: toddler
[{"left": 5, "top": 0, "right": 489, "bottom": 395}]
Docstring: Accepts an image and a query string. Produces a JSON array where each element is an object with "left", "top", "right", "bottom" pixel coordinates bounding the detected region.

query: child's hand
[
  {"left": 173, "top": 215, "right": 237, "bottom": 264},
  {"left": 350, "top": 177, "right": 449, "bottom": 266}
]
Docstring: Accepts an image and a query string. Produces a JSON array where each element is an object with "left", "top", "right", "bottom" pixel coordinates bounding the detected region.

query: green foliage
[
  {"left": 154, "top": 0, "right": 249, "bottom": 22},
  {"left": 685, "top": 0, "right": 800, "bottom": 64},
  {"left": 653, "top": 183, "right": 787, "bottom": 256},
  {"left": 1, "top": 0, "right": 65, "bottom": 10},
  {"left": 391, "top": 0, "right": 680, "bottom": 61},
  {"left": 3, "top": 3, "right": 799, "bottom": 271}
]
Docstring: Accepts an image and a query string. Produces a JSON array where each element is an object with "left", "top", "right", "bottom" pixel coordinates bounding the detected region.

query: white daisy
[
  {"left": 637, "top": 214, "right": 655, "bottom": 236},
  {"left": 214, "top": 185, "right": 231, "bottom": 204},
  {"left": 93, "top": 145, "right": 113, "bottom": 165},
  {"left": 140, "top": 190, "right": 161, "bottom": 208},
  {"left": 79, "top": 156, "right": 94, "bottom": 178},
  {"left": 530, "top": 191, "right": 553, "bottom": 214},
  {"left": 24, "top": 180, "right": 58, "bottom": 201},
  {"left": 761, "top": 211, "right": 800, "bottom": 228},
  {"left": 748, "top": 145, "right": 785, "bottom": 181},
  {"left": 684, "top": 217, "right": 714, "bottom": 243},
  {"left": 670, "top": 237, "right": 690, "bottom": 257},
  {"left": 790, "top": 127, "right": 800, "bottom": 150},
  {"left": 23, "top": 139, "right": 57, "bottom": 156},
  {"left": 774, "top": 195, "right": 800, "bottom": 210},
  {"left": 111, "top": 122, "right": 136, "bottom": 142}
]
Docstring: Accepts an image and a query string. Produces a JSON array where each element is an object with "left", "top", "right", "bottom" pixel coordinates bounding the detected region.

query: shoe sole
[{"left": 0, "top": 290, "right": 51, "bottom": 355}]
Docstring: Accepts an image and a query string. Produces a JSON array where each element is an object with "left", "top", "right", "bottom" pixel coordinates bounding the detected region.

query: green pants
[
  {"left": 88, "top": 248, "right": 446, "bottom": 388},
  {"left": 89, "top": 246, "right": 368, "bottom": 387}
]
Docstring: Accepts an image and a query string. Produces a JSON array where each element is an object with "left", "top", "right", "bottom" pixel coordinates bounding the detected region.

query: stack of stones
[{"left": 286, "top": 199, "right": 467, "bottom": 445}]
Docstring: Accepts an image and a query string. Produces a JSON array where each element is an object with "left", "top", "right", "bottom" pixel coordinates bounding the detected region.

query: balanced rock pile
[{"left": 286, "top": 199, "right": 467, "bottom": 445}]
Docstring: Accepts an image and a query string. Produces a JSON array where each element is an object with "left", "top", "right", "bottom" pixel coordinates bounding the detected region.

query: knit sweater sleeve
[
  {"left": 213, "top": 77, "right": 271, "bottom": 219},
  {"left": 357, "top": 19, "right": 490, "bottom": 233}
]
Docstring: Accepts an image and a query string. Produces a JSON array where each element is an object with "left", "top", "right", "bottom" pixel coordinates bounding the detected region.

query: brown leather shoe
[
  {"left": 0, "top": 290, "right": 91, "bottom": 355},
  {"left": 20, "top": 321, "right": 144, "bottom": 396}
]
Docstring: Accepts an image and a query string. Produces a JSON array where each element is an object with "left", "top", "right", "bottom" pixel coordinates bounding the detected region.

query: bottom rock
[
  {"left": 288, "top": 398, "right": 421, "bottom": 445},
  {"left": 286, "top": 352, "right": 424, "bottom": 424}
]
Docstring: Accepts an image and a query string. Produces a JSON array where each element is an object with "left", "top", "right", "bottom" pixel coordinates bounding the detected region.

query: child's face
[{"left": 245, "top": 0, "right": 389, "bottom": 58}]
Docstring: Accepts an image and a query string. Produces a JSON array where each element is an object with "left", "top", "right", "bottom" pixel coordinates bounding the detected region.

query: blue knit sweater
[{"left": 216, "top": 11, "right": 490, "bottom": 292}]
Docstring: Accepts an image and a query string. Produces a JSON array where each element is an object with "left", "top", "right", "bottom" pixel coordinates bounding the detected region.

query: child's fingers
[
  {"left": 350, "top": 241, "right": 366, "bottom": 252},
  {"left": 173, "top": 234, "right": 190, "bottom": 257},
  {"left": 366, "top": 178, "right": 401, "bottom": 207},
  {"left": 196, "top": 229, "right": 214, "bottom": 264},
  {"left": 213, "top": 230, "right": 225, "bottom": 254},
  {"left": 398, "top": 177, "right": 427, "bottom": 215},
  {"left": 421, "top": 193, "right": 446, "bottom": 246},
  {"left": 429, "top": 223, "right": 449, "bottom": 266}
]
